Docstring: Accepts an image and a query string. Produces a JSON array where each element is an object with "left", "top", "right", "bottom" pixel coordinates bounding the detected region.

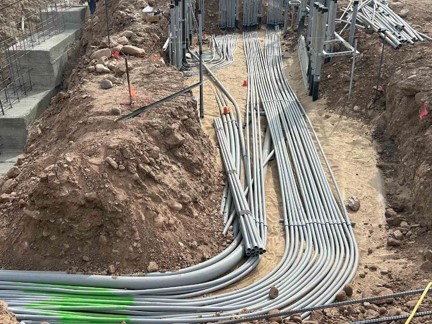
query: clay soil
[{"left": 0, "top": 0, "right": 228, "bottom": 275}]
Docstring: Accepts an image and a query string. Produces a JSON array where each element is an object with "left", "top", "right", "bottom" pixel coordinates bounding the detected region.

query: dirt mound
[
  {"left": 375, "top": 55, "right": 432, "bottom": 226},
  {"left": 318, "top": 1, "right": 432, "bottom": 228},
  {"left": 0, "top": 302, "right": 17, "bottom": 324},
  {"left": 0, "top": 0, "right": 227, "bottom": 274}
]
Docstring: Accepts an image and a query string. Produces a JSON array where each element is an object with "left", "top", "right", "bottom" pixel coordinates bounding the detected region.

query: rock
[
  {"left": 362, "top": 287, "right": 394, "bottom": 305},
  {"left": 387, "top": 237, "right": 401, "bottom": 247},
  {"left": 120, "top": 30, "right": 135, "bottom": 38},
  {"left": 122, "top": 45, "right": 145, "bottom": 56},
  {"left": 386, "top": 216, "right": 402, "bottom": 227},
  {"left": 399, "top": 8, "right": 409, "bottom": 18},
  {"left": 269, "top": 286, "right": 279, "bottom": 299},
  {"left": 100, "top": 36, "right": 118, "bottom": 48},
  {"left": 424, "top": 250, "right": 432, "bottom": 262},
  {"left": 114, "top": 61, "right": 134, "bottom": 76},
  {"left": 6, "top": 166, "right": 21, "bottom": 178},
  {"left": 168, "top": 201, "right": 183, "bottom": 211},
  {"left": 82, "top": 255, "right": 90, "bottom": 262},
  {"left": 344, "top": 284, "right": 354, "bottom": 297},
  {"left": 420, "top": 260, "right": 432, "bottom": 272},
  {"left": 96, "top": 64, "right": 111, "bottom": 73},
  {"left": 388, "top": 307, "right": 401, "bottom": 317},
  {"left": 393, "top": 229, "right": 403, "bottom": 240},
  {"left": 108, "top": 264, "right": 116, "bottom": 274},
  {"left": 105, "top": 157, "right": 118, "bottom": 170},
  {"left": 291, "top": 314, "right": 302, "bottom": 323},
  {"left": 303, "top": 321, "right": 319, "bottom": 324},
  {"left": 335, "top": 290, "right": 348, "bottom": 302},
  {"left": 1, "top": 179, "right": 17, "bottom": 194},
  {"left": 91, "top": 48, "right": 112, "bottom": 59},
  {"left": 415, "top": 92, "right": 428, "bottom": 105},
  {"left": 117, "top": 36, "right": 129, "bottom": 45},
  {"left": 107, "top": 61, "right": 117, "bottom": 71},
  {"left": 365, "top": 309, "right": 380, "bottom": 318},
  {"left": 111, "top": 107, "right": 121, "bottom": 115},
  {"left": 84, "top": 192, "right": 98, "bottom": 202},
  {"left": 268, "top": 309, "right": 282, "bottom": 323},
  {"left": 87, "top": 65, "right": 96, "bottom": 72},
  {"left": 385, "top": 208, "right": 397, "bottom": 218},
  {"left": 406, "top": 300, "right": 417, "bottom": 308},
  {"left": 97, "top": 56, "right": 109, "bottom": 66},
  {"left": 100, "top": 79, "right": 113, "bottom": 89},
  {"left": 347, "top": 196, "right": 360, "bottom": 212},
  {"left": 353, "top": 105, "right": 360, "bottom": 112},
  {"left": 147, "top": 261, "right": 159, "bottom": 272},
  {"left": 166, "top": 133, "right": 186, "bottom": 147},
  {"left": 0, "top": 193, "right": 12, "bottom": 203}
]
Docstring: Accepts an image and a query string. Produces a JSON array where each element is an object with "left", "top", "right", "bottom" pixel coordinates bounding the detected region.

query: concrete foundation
[{"left": 0, "top": 6, "right": 87, "bottom": 176}]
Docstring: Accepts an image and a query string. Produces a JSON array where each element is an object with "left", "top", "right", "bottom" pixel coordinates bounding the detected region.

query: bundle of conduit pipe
[
  {"left": 243, "top": 0, "right": 262, "bottom": 27},
  {"left": 184, "top": 34, "right": 238, "bottom": 76},
  {"left": 340, "top": 0, "right": 432, "bottom": 48},
  {"left": 0, "top": 30, "right": 358, "bottom": 324},
  {"left": 219, "top": 0, "right": 239, "bottom": 28}
]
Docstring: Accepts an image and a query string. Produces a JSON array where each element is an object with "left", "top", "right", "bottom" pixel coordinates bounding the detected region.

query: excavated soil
[
  {"left": 0, "top": 301, "right": 17, "bottom": 324},
  {"left": 0, "top": 0, "right": 227, "bottom": 275}
]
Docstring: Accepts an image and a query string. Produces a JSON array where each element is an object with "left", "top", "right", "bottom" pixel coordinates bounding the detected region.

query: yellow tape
[{"left": 405, "top": 282, "right": 432, "bottom": 324}]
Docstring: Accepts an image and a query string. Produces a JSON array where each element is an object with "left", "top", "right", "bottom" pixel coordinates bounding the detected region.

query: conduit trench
[{"left": 0, "top": 30, "right": 358, "bottom": 324}]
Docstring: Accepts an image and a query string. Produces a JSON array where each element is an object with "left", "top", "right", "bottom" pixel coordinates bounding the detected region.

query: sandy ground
[
  {"left": 187, "top": 32, "right": 391, "bottom": 296},
  {"left": 285, "top": 52, "right": 390, "bottom": 297},
  {"left": 188, "top": 38, "right": 286, "bottom": 292}
]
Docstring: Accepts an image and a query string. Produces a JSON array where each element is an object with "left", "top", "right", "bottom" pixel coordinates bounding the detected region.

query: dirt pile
[
  {"left": 0, "top": 0, "right": 227, "bottom": 274},
  {"left": 375, "top": 56, "right": 432, "bottom": 226},
  {"left": 318, "top": 0, "right": 432, "bottom": 228},
  {"left": 0, "top": 302, "right": 17, "bottom": 324}
]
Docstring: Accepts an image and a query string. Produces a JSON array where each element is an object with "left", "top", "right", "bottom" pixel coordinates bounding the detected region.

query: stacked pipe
[
  {"left": 214, "top": 118, "right": 265, "bottom": 257},
  {"left": 341, "top": 0, "right": 428, "bottom": 48},
  {"left": 184, "top": 34, "right": 238, "bottom": 76},
  {"left": 219, "top": 0, "right": 238, "bottom": 28},
  {"left": 168, "top": 0, "right": 195, "bottom": 69},
  {"left": 307, "top": 3, "right": 328, "bottom": 100},
  {"left": 267, "top": 0, "right": 285, "bottom": 25},
  {"left": 243, "top": 0, "right": 262, "bottom": 27},
  {"left": 0, "top": 31, "right": 358, "bottom": 324}
]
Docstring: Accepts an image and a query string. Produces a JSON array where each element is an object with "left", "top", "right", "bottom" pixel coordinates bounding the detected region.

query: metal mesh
[{"left": 0, "top": 0, "right": 78, "bottom": 115}]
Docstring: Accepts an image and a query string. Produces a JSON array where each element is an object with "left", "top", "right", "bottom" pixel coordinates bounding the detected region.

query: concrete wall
[{"left": 0, "top": 6, "right": 87, "bottom": 157}]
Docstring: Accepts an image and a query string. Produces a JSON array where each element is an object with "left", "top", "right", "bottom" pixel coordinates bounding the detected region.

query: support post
[
  {"left": 349, "top": 0, "right": 359, "bottom": 46},
  {"left": 198, "top": 4, "right": 204, "bottom": 118},
  {"left": 348, "top": 38, "right": 358, "bottom": 99}
]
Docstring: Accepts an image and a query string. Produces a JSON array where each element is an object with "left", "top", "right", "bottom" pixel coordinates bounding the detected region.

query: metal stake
[
  {"left": 198, "top": 4, "right": 204, "bottom": 118},
  {"left": 348, "top": 38, "right": 358, "bottom": 99}
]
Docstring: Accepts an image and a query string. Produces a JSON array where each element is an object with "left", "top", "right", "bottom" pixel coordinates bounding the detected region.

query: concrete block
[
  {"left": 63, "top": 7, "right": 88, "bottom": 30},
  {"left": 0, "top": 88, "right": 56, "bottom": 151},
  {"left": 13, "top": 29, "right": 78, "bottom": 65},
  {"left": 41, "top": 6, "right": 87, "bottom": 31}
]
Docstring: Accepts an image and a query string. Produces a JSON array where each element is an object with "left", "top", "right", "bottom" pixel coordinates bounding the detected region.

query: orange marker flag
[
  {"left": 419, "top": 102, "right": 429, "bottom": 120},
  {"left": 130, "top": 85, "right": 137, "bottom": 100},
  {"left": 242, "top": 80, "right": 248, "bottom": 87},
  {"left": 113, "top": 51, "right": 120, "bottom": 59}
]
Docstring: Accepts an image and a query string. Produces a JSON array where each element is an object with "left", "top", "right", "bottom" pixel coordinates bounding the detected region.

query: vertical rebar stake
[
  {"left": 125, "top": 56, "right": 132, "bottom": 105},
  {"left": 348, "top": 38, "right": 358, "bottom": 99},
  {"left": 198, "top": 4, "right": 204, "bottom": 118}
]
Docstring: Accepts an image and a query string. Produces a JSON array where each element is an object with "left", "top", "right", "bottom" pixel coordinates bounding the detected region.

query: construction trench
[{"left": 0, "top": 0, "right": 431, "bottom": 323}]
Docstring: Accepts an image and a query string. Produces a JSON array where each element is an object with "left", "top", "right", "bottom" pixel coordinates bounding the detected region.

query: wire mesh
[{"left": 0, "top": 0, "right": 76, "bottom": 115}]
